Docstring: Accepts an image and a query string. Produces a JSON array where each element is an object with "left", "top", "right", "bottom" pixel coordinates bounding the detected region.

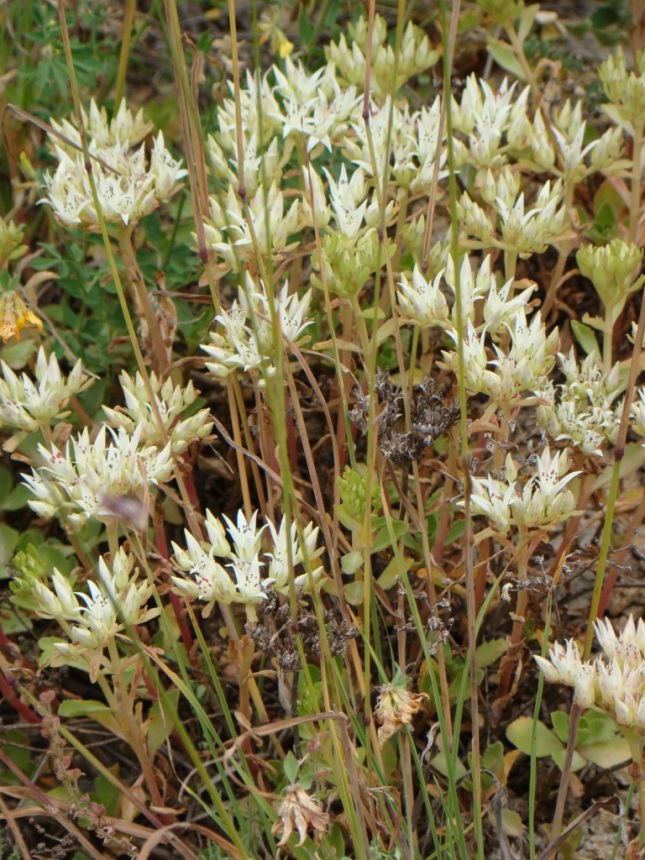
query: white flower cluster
[
  {"left": 22, "top": 424, "right": 173, "bottom": 529},
  {"left": 29, "top": 548, "right": 159, "bottom": 682},
  {"left": 536, "top": 351, "right": 627, "bottom": 456},
  {"left": 43, "top": 100, "right": 187, "bottom": 228},
  {"left": 398, "top": 254, "right": 557, "bottom": 404},
  {"left": 599, "top": 48, "right": 645, "bottom": 130},
  {"left": 102, "top": 370, "right": 213, "bottom": 454},
  {"left": 202, "top": 15, "right": 641, "bottom": 363},
  {"left": 459, "top": 171, "right": 567, "bottom": 258},
  {"left": 205, "top": 181, "right": 305, "bottom": 271},
  {"left": 468, "top": 447, "right": 579, "bottom": 535},
  {"left": 449, "top": 77, "right": 626, "bottom": 259},
  {"left": 274, "top": 57, "right": 361, "bottom": 154},
  {"left": 206, "top": 64, "right": 360, "bottom": 271},
  {"left": 171, "top": 509, "right": 325, "bottom": 622},
  {"left": 452, "top": 77, "right": 626, "bottom": 183},
  {"left": 340, "top": 95, "right": 447, "bottom": 194},
  {"left": 305, "top": 162, "right": 397, "bottom": 300},
  {"left": 205, "top": 15, "right": 441, "bottom": 274},
  {"left": 0, "top": 348, "right": 91, "bottom": 443},
  {"left": 202, "top": 18, "right": 643, "bottom": 307},
  {"left": 325, "top": 13, "right": 438, "bottom": 100},
  {"left": 202, "top": 275, "right": 312, "bottom": 378},
  {"left": 51, "top": 100, "right": 152, "bottom": 148},
  {"left": 208, "top": 68, "right": 285, "bottom": 197},
  {"left": 452, "top": 77, "right": 528, "bottom": 172},
  {"left": 536, "top": 616, "right": 645, "bottom": 730},
  {"left": 549, "top": 100, "right": 627, "bottom": 183}
]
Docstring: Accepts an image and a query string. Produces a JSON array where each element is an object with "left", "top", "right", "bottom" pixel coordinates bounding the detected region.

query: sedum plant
[
  {"left": 202, "top": 275, "right": 313, "bottom": 377},
  {"left": 13, "top": 546, "right": 160, "bottom": 682},
  {"left": 0, "top": 347, "right": 91, "bottom": 449},
  {"left": 43, "top": 100, "right": 186, "bottom": 228},
  {"left": 101, "top": 370, "right": 214, "bottom": 454},
  {"left": 22, "top": 423, "right": 174, "bottom": 529},
  {"left": 6, "top": 4, "right": 645, "bottom": 858},
  {"left": 536, "top": 617, "right": 645, "bottom": 843},
  {"left": 171, "top": 508, "right": 325, "bottom": 623}
]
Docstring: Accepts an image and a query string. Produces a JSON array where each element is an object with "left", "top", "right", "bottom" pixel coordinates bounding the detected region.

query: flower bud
[{"left": 576, "top": 239, "right": 644, "bottom": 318}]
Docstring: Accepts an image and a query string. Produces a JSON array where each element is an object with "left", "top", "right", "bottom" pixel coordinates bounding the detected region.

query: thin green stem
[
  {"left": 629, "top": 122, "right": 644, "bottom": 245},
  {"left": 504, "top": 248, "right": 517, "bottom": 282},
  {"left": 505, "top": 22, "right": 539, "bottom": 104},
  {"left": 583, "top": 455, "right": 620, "bottom": 659},
  {"left": 499, "top": 526, "right": 532, "bottom": 697},
  {"left": 529, "top": 587, "right": 552, "bottom": 860},
  {"left": 603, "top": 314, "right": 614, "bottom": 374},
  {"left": 114, "top": 0, "right": 136, "bottom": 109},
  {"left": 626, "top": 732, "right": 645, "bottom": 845},
  {"left": 542, "top": 180, "right": 576, "bottom": 318},
  {"left": 106, "top": 521, "right": 119, "bottom": 559},
  {"left": 585, "top": 276, "right": 645, "bottom": 658},
  {"left": 440, "top": 0, "right": 483, "bottom": 854},
  {"left": 548, "top": 702, "right": 583, "bottom": 857},
  {"left": 163, "top": 0, "right": 220, "bottom": 313}
]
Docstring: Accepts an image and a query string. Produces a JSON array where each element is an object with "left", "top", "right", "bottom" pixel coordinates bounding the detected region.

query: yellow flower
[
  {"left": 0, "top": 290, "right": 42, "bottom": 343},
  {"left": 258, "top": 8, "right": 294, "bottom": 59}
]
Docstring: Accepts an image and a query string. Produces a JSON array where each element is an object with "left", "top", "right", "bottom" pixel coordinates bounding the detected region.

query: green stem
[
  {"left": 542, "top": 179, "right": 576, "bottom": 318},
  {"left": 163, "top": 0, "right": 220, "bottom": 312},
  {"left": 585, "top": 273, "right": 645, "bottom": 659},
  {"left": 498, "top": 525, "right": 531, "bottom": 697},
  {"left": 304, "top": 0, "right": 333, "bottom": 59},
  {"left": 629, "top": 121, "right": 644, "bottom": 245},
  {"left": 626, "top": 732, "right": 645, "bottom": 845},
  {"left": 529, "top": 585, "right": 553, "bottom": 860},
  {"left": 603, "top": 313, "right": 614, "bottom": 374},
  {"left": 389, "top": 184, "right": 410, "bottom": 296},
  {"left": 504, "top": 248, "right": 517, "bottom": 282},
  {"left": 106, "top": 521, "right": 119, "bottom": 559},
  {"left": 584, "top": 459, "right": 621, "bottom": 660},
  {"left": 441, "top": 0, "right": 484, "bottom": 854},
  {"left": 350, "top": 296, "right": 373, "bottom": 360},
  {"left": 114, "top": 0, "right": 136, "bottom": 109},
  {"left": 407, "top": 324, "right": 420, "bottom": 400},
  {"left": 548, "top": 702, "right": 583, "bottom": 857},
  {"left": 505, "top": 22, "right": 539, "bottom": 104}
]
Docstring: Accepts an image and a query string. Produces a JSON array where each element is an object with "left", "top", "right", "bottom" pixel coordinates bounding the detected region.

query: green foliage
[
  {"left": 507, "top": 710, "right": 631, "bottom": 771},
  {"left": 3, "top": 0, "right": 645, "bottom": 857},
  {"left": 7, "top": 2, "right": 120, "bottom": 108}
]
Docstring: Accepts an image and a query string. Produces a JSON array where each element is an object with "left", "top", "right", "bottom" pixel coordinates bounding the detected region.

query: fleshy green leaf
[
  {"left": 475, "top": 638, "right": 508, "bottom": 670},
  {"left": 486, "top": 39, "right": 526, "bottom": 79},
  {"left": 58, "top": 700, "right": 112, "bottom": 718},
  {"left": 506, "top": 716, "right": 563, "bottom": 757},
  {"left": 341, "top": 551, "right": 363, "bottom": 575},
  {"left": 283, "top": 751, "right": 299, "bottom": 785},
  {"left": 577, "top": 738, "right": 630, "bottom": 769},
  {"left": 570, "top": 321, "right": 600, "bottom": 356},
  {"left": 481, "top": 741, "right": 504, "bottom": 779}
]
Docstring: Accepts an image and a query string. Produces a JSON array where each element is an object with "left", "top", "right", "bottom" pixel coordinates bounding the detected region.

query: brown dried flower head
[
  {"left": 272, "top": 784, "right": 330, "bottom": 847},
  {"left": 375, "top": 669, "right": 429, "bottom": 746}
]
